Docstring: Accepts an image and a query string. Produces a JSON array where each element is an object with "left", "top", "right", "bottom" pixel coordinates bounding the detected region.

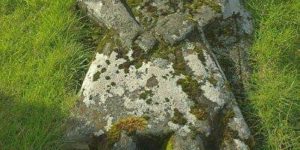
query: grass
[
  {"left": 0, "top": 0, "right": 101, "bottom": 149},
  {"left": 244, "top": 0, "right": 300, "bottom": 149},
  {"left": 0, "top": 0, "right": 299, "bottom": 149}
]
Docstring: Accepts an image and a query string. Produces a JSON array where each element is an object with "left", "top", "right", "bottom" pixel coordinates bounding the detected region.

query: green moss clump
[
  {"left": 222, "top": 110, "right": 235, "bottom": 125},
  {"left": 185, "top": 0, "right": 221, "bottom": 13},
  {"left": 93, "top": 71, "right": 101, "bottom": 81},
  {"left": 190, "top": 106, "right": 208, "bottom": 120},
  {"left": 171, "top": 108, "right": 187, "bottom": 125},
  {"left": 117, "top": 44, "right": 148, "bottom": 73},
  {"left": 105, "top": 60, "right": 111, "bottom": 65},
  {"left": 139, "top": 90, "right": 154, "bottom": 100},
  {"left": 126, "top": 0, "right": 143, "bottom": 7},
  {"left": 197, "top": 49, "right": 206, "bottom": 66},
  {"left": 101, "top": 68, "right": 107, "bottom": 73},
  {"left": 108, "top": 116, "right": 147, "bottom": 143},
  {"left": 97, "top": 29, "right": 121, "bottom": 54},
  {"left": 223, "top": 127, "right": 239, "bottom": 142},
  {"left": 173, "top": 50, "right": 187, "bottom": 75},
  {"left": 177, "top": 76, "right": 201, "bottom": 100},
  {"left": 111, "top": 82, "right": 116, "bottom": 86},
  {"left": 105, "top": 76, "right": 111, "bottom": 80},
  {"left": 146, "top": 98, "right": 153, "bottom": 104},
  {"left": 221, "top": 110, "right": 239, "bottom": 147},
  {"left": 151, "top": 42, "right": 176, "bottom": 59},
  {"left": 165, "top": 98, "right": 170, "bottom": 102},
  {"left": 207, "top": 75, "right": 218, "bottom": 86}
]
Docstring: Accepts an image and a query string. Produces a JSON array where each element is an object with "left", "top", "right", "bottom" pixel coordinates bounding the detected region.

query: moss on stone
[
  {"left": 222, "top": 127, "right": 239, "bottom": 143},
  {"left": 105, "top": 76, "right": 111, "bottom": 80},
  {"left": 117, "top": 43, "right": 147, "bottom": 73},
  {"left": 93, "top": 71, "right": 101, "bottom": 81},
  {"left": 108, "top": 116, "right": 147, "bottom": 143},
  {"left": 222, "top": 110, "right": 235, "bottom": 125},
  {"left": 207, "top": 75, "right": 218, "bottom": 86},
  {"left": 171, "top": 108, "right": 187, "bottom": 125},
  {"left": 111, "top": 82, "right": 116, "bottom": 86},
  {"left": 197, "top": 49, "right": 206, "bottom": 66},
  {"left": 173, "top": 50, "right": 187, "bottom": 75},
  {"left": 151, "top": 42, "right": 176, "bottom": 59},
  {"left": 105, "top": 60, "right": 111, "bottom": 65},
  {"left": 185, "top": 0, "right": 221, "bottom": 13},
  {"left": 101, "top": 68, "right": 107, "bottom": 73},
  {"left": 139, "top": 90, "right": 154, "bottom": 100},
  {"left": 220, "top": 110, "right": 239, "bottom": 146},
  {"left": 126, "top": 0, "right": 143, "bottom": 7},
  {"left": 165, "top": 98, "right": 170, "bottom": 102},
  {"left": 97, "top": 29, "right": 121, "bottom": 53},
  {"left": 177, "top": 76, "right": 201, "bottom": 100},
  {"left": 190, "top": 105, "right": 208, "bottom": 120},
  {"left": 142, "top": 115, "right": 151, "bottom": 121},
  {"left": 146, "top": 98, "right": 153, "bottom": 104}
]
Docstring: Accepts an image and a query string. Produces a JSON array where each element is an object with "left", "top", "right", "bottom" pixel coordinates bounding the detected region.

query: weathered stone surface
[
  {"left": 78, "top": 0, "right": 142, "bottom": 47},
  {"left": 167, "top": 133, "right": 205, "bottom": 150},
  {"left": 65, "top": 0, "right": 254, "bottom": 149},
  {"left": 155, "top": 12, "right": 196, "bottom": 45},
  {"left": 135, "top": 32, "right": 157, "bottom": 53},
  {"left": 112, "top": 132, "right": 137, "bottom": 150}
]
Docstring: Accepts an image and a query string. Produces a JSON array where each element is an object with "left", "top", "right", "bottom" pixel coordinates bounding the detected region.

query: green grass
[
  {"left": 0, "top": 0, "right": 100, "bottom": 149},
  {"left": 244, "top": 0, "right": 300, "bottom": 149},
  {"left": 0, "top": 0, "right": 299, "bottom": 149}
]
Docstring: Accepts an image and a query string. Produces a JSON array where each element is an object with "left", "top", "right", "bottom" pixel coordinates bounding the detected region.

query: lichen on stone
[{"left": 68, "top": 0, "right": 254, "bottom": 149}]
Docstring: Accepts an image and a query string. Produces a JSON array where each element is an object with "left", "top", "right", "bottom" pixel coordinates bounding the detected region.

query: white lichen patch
[
  {"left": 104, "top": 115, "right": 114, "bottom": 131},
  {"left": 80, "top": 51, "right": 206, "bottom": 134},
  {"left": 233, "top": 139, "right": 250, "bottom": 150},
  {"left": 228, "top": 105, "right": 251, "bottom": 140},
  {"left": 201, "top": 81, "right": 226, "bottom": 106},
  {"left": 94, "top": 129, "right": 104, "bottom": 136},
  {"left": 183, "top": 50, "right": 208, "bottom": 78},
  {"left": 183, "top": 49, "right": 228, "bottom": 106}
]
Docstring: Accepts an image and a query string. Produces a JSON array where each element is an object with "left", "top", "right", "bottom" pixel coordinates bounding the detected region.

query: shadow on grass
[{"left": 0, "top": 91, "right": 68, "bottom": 149}]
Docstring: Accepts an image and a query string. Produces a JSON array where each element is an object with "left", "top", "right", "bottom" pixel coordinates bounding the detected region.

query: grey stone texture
[{"left": 66, "top": 0, "right": 254, "bottom": 149}]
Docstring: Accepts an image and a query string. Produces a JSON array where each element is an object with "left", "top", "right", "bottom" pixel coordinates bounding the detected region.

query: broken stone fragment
[
  {"left": 194, "top": 6, "right": 220, "bottom": 27},
  {"left": 155, "top": 12, "right": 196, "bottom": 45},
  {"left": 135, "top": 32, "right": 157, "bottom": 53},
  {"left": 78, "top": 0, "right": 142, "bottom": 47}
]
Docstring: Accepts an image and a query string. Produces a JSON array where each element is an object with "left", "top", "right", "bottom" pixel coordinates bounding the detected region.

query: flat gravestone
[{"left": 65, "top": 0, "right": 254, "bottom": 149}]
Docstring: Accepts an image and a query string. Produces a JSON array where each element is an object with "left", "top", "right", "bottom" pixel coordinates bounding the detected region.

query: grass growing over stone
[
  {"left": 0, "top": 0, "right": 99, "bottom": 149},
  {"left": 244, "top": 0, "right": 300, "bottom": 149}
]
